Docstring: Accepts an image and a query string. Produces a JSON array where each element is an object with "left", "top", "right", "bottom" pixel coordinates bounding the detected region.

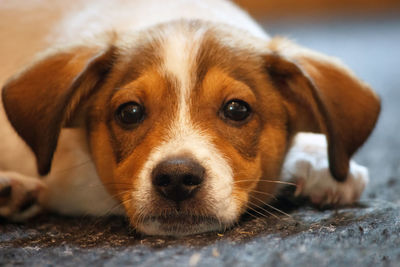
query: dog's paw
[
  {"left": 0, "top": 172, "right": 46, "bottom": 221},
  {"left": 282, "top": 133, "right": 369, "bottom": 207},
  {"left": 292, "top": 160, "right": 368, "bottom": 207}
]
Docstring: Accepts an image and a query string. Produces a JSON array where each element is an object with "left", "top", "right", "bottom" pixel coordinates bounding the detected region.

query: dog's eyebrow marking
[
  {"left": 115, "top": 38, "right": 163, "bottom": 89},
  {"left": 195, "top": 31, "right": 262, "bottom": 92}
]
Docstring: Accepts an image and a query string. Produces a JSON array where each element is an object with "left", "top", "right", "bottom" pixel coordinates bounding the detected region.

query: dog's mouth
[{"left": 136, "top": 214, "right": 226, "bottom": 236}]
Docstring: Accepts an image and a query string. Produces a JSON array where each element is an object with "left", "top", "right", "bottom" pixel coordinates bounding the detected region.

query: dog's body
[{"left": 0, "top": 0, "right": 380, "bottom": 236}]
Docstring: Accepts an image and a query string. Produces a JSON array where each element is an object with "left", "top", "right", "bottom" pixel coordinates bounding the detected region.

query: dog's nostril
[
  {"left": 154, "top": 174, "right": 171, "bottom": 187},
  {"left": 182, "top": 174, "right": 202, "bottom": 186},
  {"left": 151, "top": 157, "right": 205, "bottom": 202}
]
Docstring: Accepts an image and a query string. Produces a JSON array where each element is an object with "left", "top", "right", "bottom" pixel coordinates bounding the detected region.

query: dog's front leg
[
  {"left": 0, "top": 171, "right": 46, "bottom": 221},
  {"left": 281, "top": 133, "right": 369, "bottom": 206}
]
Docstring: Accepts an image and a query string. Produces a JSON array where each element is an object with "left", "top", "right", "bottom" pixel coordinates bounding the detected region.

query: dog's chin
[{"left": 135, "top": 215, "right": 231, "bottom": 236}]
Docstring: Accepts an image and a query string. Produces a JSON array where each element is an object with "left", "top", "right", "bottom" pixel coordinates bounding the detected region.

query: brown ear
[
  {"left": 266, "top": 38, "right": 380, "bottom": 182},
  {"left": 2, "top": 45, "right": 116, "bottom": 176}
]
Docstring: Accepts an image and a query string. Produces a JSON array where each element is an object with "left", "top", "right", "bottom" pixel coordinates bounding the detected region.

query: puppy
[{"left": 0, "top": 0, "right": 380, "bottom": 236}]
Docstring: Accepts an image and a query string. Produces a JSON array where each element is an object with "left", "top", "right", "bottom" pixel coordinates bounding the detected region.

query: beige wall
[{"left": 234, "top": 0, "right": 400, "bottom": 19}]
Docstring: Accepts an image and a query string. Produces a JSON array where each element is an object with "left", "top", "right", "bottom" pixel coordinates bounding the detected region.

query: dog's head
[{"left": 2, "top": 21, "right": 380, "bottom": 235}]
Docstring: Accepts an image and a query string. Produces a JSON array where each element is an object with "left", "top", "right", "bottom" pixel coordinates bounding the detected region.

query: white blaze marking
[
  {"left": 161, "top": 24, "right": 207, "bottom": 128},
  {"left": 134, "top": 26, "right": 239, "bottom": 232}
]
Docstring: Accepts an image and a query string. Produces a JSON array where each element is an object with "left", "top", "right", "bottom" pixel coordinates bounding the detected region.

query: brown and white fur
[{"left": 0, "top": 0, "right": 380, "bottom": 236}]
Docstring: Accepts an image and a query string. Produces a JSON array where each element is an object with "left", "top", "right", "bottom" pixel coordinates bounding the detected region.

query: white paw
[
  {"left": 0, "top": 171, "right": 46, "bottom": 221},
  {"left": 281, "top": 133, "right": 369, "bottom": 206}
]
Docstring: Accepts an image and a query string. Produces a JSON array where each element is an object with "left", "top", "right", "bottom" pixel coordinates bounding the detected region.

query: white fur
[
  {"left": 42, "top": 129, "right": 123, "bottom": 216},
  {"left": 161, "top": 23, "right": 207, "bottom": 109},
  {"left": 281, "top": 133, "right": 369, "bottom": 205},
  {"left": 52, "top": 0, "right": 268, "bottom": 44}
]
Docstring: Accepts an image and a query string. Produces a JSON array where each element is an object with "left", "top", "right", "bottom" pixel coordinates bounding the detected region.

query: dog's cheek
[
  {"left": 232, "top": 157, "right": 263, "bottom": 214},
  {"left": 111, "top": 128, "right": 169, "bottom": 220},
  {"left": 211, "top": 135, "right": 262, "bottom": 213},
  {"left": 89, "top": 124, "right": 156, "bottom": 223},
  {"left": 249, "top": 126, "right": 289, "bottom": 206}
]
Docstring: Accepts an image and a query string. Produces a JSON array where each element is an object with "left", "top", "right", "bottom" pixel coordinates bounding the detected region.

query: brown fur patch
[
  {"left": 2, "top": 45, "right": 116, "bottom": 175},
  {"left": 108, "top": 70, "right": 178, "bottom": 163},
  {"left": 265, "top": 39, "right": 381, "bottom": 181}
]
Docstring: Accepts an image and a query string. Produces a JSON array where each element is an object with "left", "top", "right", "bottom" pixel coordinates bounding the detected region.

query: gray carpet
[{"left": 1, "top": 15, "right": 400, "bottom": 267}]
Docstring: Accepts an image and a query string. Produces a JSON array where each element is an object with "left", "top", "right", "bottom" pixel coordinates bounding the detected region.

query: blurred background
[
  {"left": 235, "top": 0, "right": 400, "bottom": 199},
  {"left": 235, "top": 0, "right": 400, "bottom": 20}
]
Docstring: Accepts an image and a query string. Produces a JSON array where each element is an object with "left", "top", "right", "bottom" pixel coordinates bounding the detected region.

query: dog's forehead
[
  {"left": 161, "top": 23, "right": 206, "bottom": 87},
  {"left": 115, "top": 21, "right": 267, "bottom": 94}
]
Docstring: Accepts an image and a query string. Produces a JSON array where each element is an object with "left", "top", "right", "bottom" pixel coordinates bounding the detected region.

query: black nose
[{"left": 151, "top": 158, "right": 205, "bottom": 202}]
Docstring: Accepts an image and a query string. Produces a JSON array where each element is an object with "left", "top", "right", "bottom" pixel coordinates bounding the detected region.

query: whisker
[
  {"left": 107, "top": 197, "right": 132, "bottom": 216},
  {"left": 245, "top": 203, "right": 280, "bottom": 220},
  {"left": 229, "top": 198, "right": 264, "bottom": 222},
  {"left": 109, "top": 190, "right": 132, "bottom": 200},
  {"left": 249, "top": 189, "right": 278, "bottom": 201},
  {"left": 103, "top": 200, "right": 125, "bottom": 216},
  {"left": 250, "top": 194, "right": 292, "bottom": 218},
  {"left": 234, "top": 179, "right": 296, "bottom": 186},
  {"left": 243, "top": 209, "right": 261, "bottom": 221},
  {"left": 232, "top": 195, "right": 277, "bottom": 220}
]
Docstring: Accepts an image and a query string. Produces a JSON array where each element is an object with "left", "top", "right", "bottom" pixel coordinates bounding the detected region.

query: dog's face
[
  {"left": 87, "top": 24, "right": 290, "bottom": 235},
  {"left": 2, "top": 21, "right": 380, "bottom": 235}
]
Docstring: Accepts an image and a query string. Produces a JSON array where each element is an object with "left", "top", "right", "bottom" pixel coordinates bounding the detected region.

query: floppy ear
[
  {"left": 266, "top": 38, "right": 380, "bottom": 182},
  {"left": 2, "top": 45, "right": 116, "bottom": 176}
]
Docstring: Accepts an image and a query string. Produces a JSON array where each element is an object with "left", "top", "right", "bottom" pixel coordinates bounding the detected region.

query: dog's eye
[
  {"left": 115, "top": 102, "right": 145, "bottom": 127},
  {"left": 222, "top": 99, "right": 251, "bottom": 122}
]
